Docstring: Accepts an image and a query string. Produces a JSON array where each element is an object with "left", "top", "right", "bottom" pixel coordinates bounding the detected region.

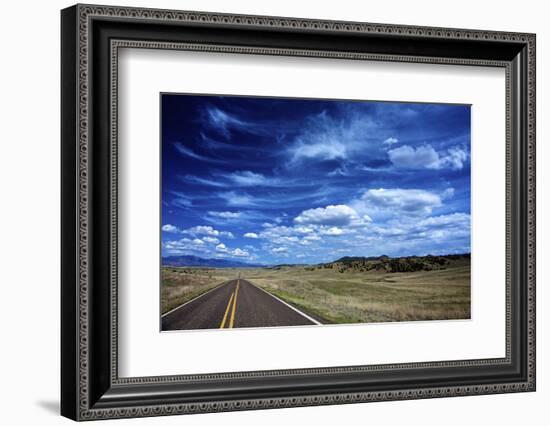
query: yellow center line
[
  {"left": 219, "top": 291, "right": 235, "bottom": 329},
  {"left": 229, "top": 279, "right": 240, "bottom": 328}
]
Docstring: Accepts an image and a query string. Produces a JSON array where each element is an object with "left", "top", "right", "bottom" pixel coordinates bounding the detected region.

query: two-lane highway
[{"left": 161, "top": 278, "right": 320, "bottom": 331}]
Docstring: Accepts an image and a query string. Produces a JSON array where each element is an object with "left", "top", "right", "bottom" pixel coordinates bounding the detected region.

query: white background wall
[{"left": 0, "top": 0, "right": 546, "bottom": 424}]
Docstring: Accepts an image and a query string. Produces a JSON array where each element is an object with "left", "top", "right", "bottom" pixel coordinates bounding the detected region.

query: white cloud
[
  {"left": 286, "top": 110, "right": 377, "bottom": 163},
  {"left": 383, "top": 137, "right": 399, "bottom": 145},
  {"left": 294, "top": 204, "right": 362, "bottom": 227},
  {"left": 441, "top": 187, "right": 455, "bottom": 200},
  {"left": 207, "top": 211, "right": 241, "bottom": 219},
  {"left": 202, "top": 236, "right": 220, "bottom": 244},
  {"left": 359, "top": 188, "right": 442, "bottom": 216},
  {"left": 218, "top": 191, "right": 257, "bottom": 207},
  {"left": 173, "top": 143, "right": 226, "bottom": 164},
  {"left": 290, "top": 140, "right": 347, "bottom": 162},
  {"left": 320, "top": 227, "right": 345, "bottom": 236},
  {"left": 177, "top": 225, "right": 234, "bottom": 239},
  {"left": 186, "top": 225, "right": 220, "bottom": 236},
  {"left": 417, "top": 212, "right": 470, "bottom": 229},
  {"left": 162, "top": 224, "right": 180, "bottom": 233},
  {"left": 388, "top": 144, "right": 468, "bottom": 170},
  {"left": 244, "top": 232, "right": 259, "bottom": 239},
  {"left": 294, "top": 226, "right": 315, "bottom": 234},
  {"left": 168, "top": 191, "right": 193, "bottom": 209},
  {"left": 226, "top": 171, "right": 282, "bottom": 187},
  {"left": 232, "top": 248, "right": 249, "bottom": 257},
  {"left": 163, "top": 237, "right": 211, "bottom": 255},
  {"left": 205, "top": 107, "right": 248, "bottom": 138},
  {"left": 271, "top": 247, "right": 288, "bottom": 253},
  {"left": 215, "top": 242, "right": 249, "bottom": 257},
  {"left": 304, "top": 234, "right": 321, "bottom": 241},
  {"left": 443, "top": 147, "right": 468, "bottom": 170},
  {"left": 388, "top": 145, "right": 440, "bottom": 169}
]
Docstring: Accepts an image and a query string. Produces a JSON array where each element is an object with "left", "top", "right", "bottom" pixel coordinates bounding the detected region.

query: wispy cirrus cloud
[
  {"left": 181, "top": 171, "right": 290, "bottom": 189},
  {"left": 173, "top": 142, "right": 227, "bottom": 164},
  {"left": 216, "top": 187, "right": 339, "bottom": 209},
  {"left": 226, "top": 171, "right": 281, "bottom": 187},
  {"left": 218, "top": 191, "right": 258, "bottom": 207},
  {"left": 205, "top": 107, "right": 249, "bottom": 138},
  {"left": 203, "top": 106, "right": 284, "bottom": 139}
]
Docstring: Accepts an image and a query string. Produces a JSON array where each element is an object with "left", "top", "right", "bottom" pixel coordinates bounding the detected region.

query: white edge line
[
  {"left": 161, "top": 280, "right": 231, "bottom": 318},
  {"left": 245, "top": 280, "right": 322, "bottom": 325}
]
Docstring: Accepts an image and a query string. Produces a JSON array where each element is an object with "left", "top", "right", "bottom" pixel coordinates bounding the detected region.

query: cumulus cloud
[
  {"left": 387, "top": 144, "right": 468, "bottom": 170},
  {"left": 320, "top": 227, "right": 344, "bottom": 236},
  {"left": 163, "top": 237, "right": 210, "bottom": 255},
  {"left": 383, "top": 137, "right": 399, "bottom": 145},
  {"left": 417, "top": 212, "right": 470, "bottom": 229},
  {"left": 303, "top": 234, "right": 321, "bottom": 241},
  {"left": 232, "top": 248, "right": 250, "bottom": 257},
  {"left": 244, "top": 232, "right": 259, "bottom": 239},
  {"left": 186, "top": 225, "right": 220, "bottom": 236},
  {"left": 216, "top": 242, "right": 250, "bottom": 257},
  {"left": 175, "top": 225, "right": 234, "bottom": 238},
  {"left": 271, "top": 247, "right": 288, "bottom": 253},
  {"left": 443, "top": 147, "right": 469, "bottom": 170},
  {"left": 294, "top": 205, "right": 362, "bottom": 227},
  {"left": 360, "top": 188, "right": 442, "bottom": 216},
  {"left": 162, "top": 224, "right": 180, "bottom": 233},
  {"left": 202, "top": 236, "right": 220, "bottom": 244}
]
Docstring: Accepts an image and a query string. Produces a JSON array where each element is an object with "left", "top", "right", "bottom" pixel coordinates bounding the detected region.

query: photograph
[
  {"left": 160, "top": 94, "right": 472, "bottom": 331},
  {"left": 57, "top": 3, "right": 536, "bottom": 420}
]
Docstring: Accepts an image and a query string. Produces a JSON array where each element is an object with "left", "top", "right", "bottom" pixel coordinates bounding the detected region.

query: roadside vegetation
[
  {"left": 161, "top": 267, "right": 238, "bottom": 314},
  {"left": 243, "top": 262, "right": 470, "bottom": 324},
  {"left": 161, "top": 255, "right": 470, "bottom": 323}
]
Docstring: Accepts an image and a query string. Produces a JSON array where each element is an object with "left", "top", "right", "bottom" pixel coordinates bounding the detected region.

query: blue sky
[{"left": 161, "top": 94, "right": 471, "bottom": 265}]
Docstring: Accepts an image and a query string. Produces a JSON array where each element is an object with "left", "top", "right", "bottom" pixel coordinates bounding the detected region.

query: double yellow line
[{"left": 219, "top": 279, "right": 240, "bottom": 329}]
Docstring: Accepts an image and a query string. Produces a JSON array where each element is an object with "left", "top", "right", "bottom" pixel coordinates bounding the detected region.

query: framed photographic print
[{"left": 61, "top": 4, "right": 536, "bottom": 421}]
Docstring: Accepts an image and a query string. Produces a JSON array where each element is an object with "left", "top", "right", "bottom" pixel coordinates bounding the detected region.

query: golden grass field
[
  {"left": 161, "top": 262, "right": 470, "bottom": 323},
  {"left": 161, "top": 267, "right": 239, "bottom": 314}
]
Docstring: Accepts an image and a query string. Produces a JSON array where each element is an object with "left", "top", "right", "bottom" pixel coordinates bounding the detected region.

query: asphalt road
[{"left": 161, "top": 278, "right": 320, "bottom": 331}]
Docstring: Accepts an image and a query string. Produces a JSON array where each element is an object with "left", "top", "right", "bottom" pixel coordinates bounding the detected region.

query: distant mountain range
[
  {"left": 162, "top": 253, "right": 470, "bottom": 271},
  {"left": 162, "top": 255, "right": 265, "bottom": 268}
]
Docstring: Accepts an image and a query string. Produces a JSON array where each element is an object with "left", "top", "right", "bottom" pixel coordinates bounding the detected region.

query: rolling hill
[{"left": 311, "top": 253, "right": 470, "bottom": 273}]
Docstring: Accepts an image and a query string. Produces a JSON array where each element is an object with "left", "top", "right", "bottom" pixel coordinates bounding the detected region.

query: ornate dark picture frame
[{"left": 61, "top": 4, "right": 536, "bottom": 421}]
